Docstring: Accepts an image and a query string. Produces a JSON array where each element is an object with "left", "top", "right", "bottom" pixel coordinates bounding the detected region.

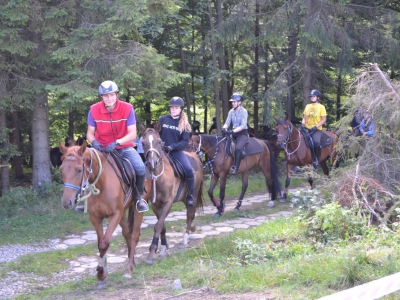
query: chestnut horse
[
  {"left": 141, "top": 127, "right": 205, "bottom": 265},
  {"left": 275, "top": 117, "right": 338, "bottom": 199},
  {"left": 59, "top": 141, "right": 148, "bottom": 288},
  {"left": 191, "top": 134, "right": 282, "bottom": 218}
]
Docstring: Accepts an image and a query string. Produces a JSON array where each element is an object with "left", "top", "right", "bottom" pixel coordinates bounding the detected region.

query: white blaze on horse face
[{"left": 149, "top": 135, "right": 154, "bottom": 150}]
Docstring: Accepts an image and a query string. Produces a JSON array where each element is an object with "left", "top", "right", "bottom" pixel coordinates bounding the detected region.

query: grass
[{"left": 14, "top": 217, "right": 400, "bottom": 300}]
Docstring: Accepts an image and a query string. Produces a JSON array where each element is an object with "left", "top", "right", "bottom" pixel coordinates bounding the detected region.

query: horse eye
[{"left": 77, "top": 169, "right": 82, "bottom": 173}]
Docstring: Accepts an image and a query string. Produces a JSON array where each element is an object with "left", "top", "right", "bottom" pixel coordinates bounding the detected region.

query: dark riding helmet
[
  {"left": 169, "top": 96, "right": 184, "bottom": 107},
  {"left": 99, "top": 81, "right": 119, "bottom": 95},
  {"left": 310, "top": 89, "right": 321, "bottom": 97},
  {"left": 230, "top": 93, "right": 243, "bottom": 101}
]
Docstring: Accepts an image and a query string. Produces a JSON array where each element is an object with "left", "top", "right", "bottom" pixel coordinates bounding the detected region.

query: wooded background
[{"left": 1, "top": 0, "right": 400, "bottom": 192}]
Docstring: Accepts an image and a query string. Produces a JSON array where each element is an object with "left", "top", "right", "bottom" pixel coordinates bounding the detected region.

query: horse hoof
[
  {"left": 233, "top": 207, "right": 240, "bottom": 212},
  {"left": 145, "top": 258, "right": 155, "bottom": 265},
  {"left": 123, "top": 273, "right": 132, "bottom": 279},
  {"left": 279, "top": 199, "right": 286, "bottom": 203},
  {"left": 268, "top": 201, "right": 275, "bottom": 207},
  {"left": 97, "top": 279, "right": 107, "bottom": 289},
  {"left": 214, "top": 213, "right": 221, "bottom": 218}
]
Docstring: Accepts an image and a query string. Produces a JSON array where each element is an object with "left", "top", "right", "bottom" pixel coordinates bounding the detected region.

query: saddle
[
  {"left": 165, "top": 152, "right": 199, "bottom": 202},
  {"left": 110, "top": 151, "right": 136, "bottom": 186},
  {"left": 300, "top": 128, "right": 333, "bottom": 149},
  {"left": 225, "top": 136, "right": 264, "bottom": 157}
]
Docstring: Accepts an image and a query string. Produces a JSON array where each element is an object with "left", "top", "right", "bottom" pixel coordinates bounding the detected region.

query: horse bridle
[
  {"left": 63, "top": 148, "right": 103, "bottom": 203},
  {"left": 276, "top": 119, "right": 302, "bottom": 159},
  {"left": 144, "top": 133, "right": 164, "bottom": 203},
  {"left": 194, "top": 135, "right": 226, "bottom": 176}
]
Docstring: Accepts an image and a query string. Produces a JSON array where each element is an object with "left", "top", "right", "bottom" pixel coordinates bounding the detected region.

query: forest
[{"left": 1, "top": 0, "right": 400, "bottom": 193}]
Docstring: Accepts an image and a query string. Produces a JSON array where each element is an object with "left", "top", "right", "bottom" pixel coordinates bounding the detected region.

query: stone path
[{"left": 0, "top": 192, "right": 294, "bottom": 299}]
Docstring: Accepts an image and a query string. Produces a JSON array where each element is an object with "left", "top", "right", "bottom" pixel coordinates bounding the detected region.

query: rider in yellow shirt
[{"left": 301, "top": 89, "right": 327, "bottom": 167}]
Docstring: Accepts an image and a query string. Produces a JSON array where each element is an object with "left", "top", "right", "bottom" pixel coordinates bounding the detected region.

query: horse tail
[
  {"left": 265, "top": 142, "right": 282, "bottom": 200},
  {"left": 195, "top": 175, "right": 205, "bottom": 212},
  {"left": 128, "top": 204, "right": 134, "bottom": 234}
]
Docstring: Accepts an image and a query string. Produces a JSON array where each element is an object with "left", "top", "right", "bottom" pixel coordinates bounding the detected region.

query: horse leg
[
  {"left": 214, "top": 174, "right": 227, "bottom": 218},
  {"left": 282, "top": 164, "right": 295, "bottom": 202},
  {"left": 90, "top": 211, "right": 122, "bottom": 289},
  {"left": 208, "top": 174, "right": 221, "bottom": 209},
  {"left": 159, "top": 224, "right": 169, "bottom": 257},
  {"left": 179, "top": 205, "right": 196, "bottom": 248},
  {"left": 146, "top": 203, "right": 171, "bottom": 265},
  {"left": 124, "top": 207, "right": 143, "bottom": 278},
  {"left": 234, "top": 172, "right": 248, "bottom": 211}
]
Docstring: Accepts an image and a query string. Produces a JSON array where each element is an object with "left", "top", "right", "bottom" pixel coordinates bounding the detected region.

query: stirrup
[
  {"left": 230, "top": 167, "right": 238, "bottom": 175},
  {"left": 186, "top": 195, "right": 194, "bottom": 206},
  {"left": 136, "top": 199, "right": 149, "bottom": 213}
]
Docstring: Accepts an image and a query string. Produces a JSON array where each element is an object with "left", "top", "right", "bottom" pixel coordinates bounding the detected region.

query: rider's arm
[
  {"left": 116, "top": 124, "right": 137, "bottom": 145},
  {"left": 87, "top": 125, "right": 96, "bottom": 144},
  {"left": 315, "top": 116, "right": 327, "bottom": 128}
]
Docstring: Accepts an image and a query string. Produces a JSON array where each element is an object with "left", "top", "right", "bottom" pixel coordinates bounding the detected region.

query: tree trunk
[
  {"left": 32, "top": 92, "right": 52, "bottom": 189},
  {"left": 0, "top": 109, "right": 10, "bottom": 193},
  {"left": 287, "top": 13, "right": 298, "bottom": 122},
  {"left": 253, "top": 0, "right": 260, "bottom": 137},
  {"left": 11, "top": 110, "right": 24, "bottom": 178},
  {"left": 176, "top": 19, "right": 191, "bottom": 122},
  {"left": 336, "top": 73, "right": 342, "bottom": 121},
  {"left": 302, "top": 0, "right": 319, "bottom": 108},
  {"left": 208, "top": 1, "right": 222, "bottom": 134},
  {"left": 68, "top": 110, "right": 74, "bottom": 139},
  {"left": 215, "top": 0, "right": 229, "bottom": 121}
]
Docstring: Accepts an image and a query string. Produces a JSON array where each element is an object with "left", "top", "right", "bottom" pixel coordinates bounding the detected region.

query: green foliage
[
  {"left": 290, "top": 188, "right": 326, "bottom": 215},
  {"left": 306, "top": 202, "right": 367, "bottom": 244},
  {"left": 0, "top": 183, "right": 63, "bottom": 218}
]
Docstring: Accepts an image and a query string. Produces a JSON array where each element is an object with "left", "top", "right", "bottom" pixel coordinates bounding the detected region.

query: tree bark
[
  {"left": 208, "top": 1, "right": 222, "bottom": 134},
  {"left": 0, "top": 109, "right": 10, "bottom": 193},
  {"left": 215, "top": 0, "right": 229, "bottom": 121},
  {"left": 176, "top": 19, "right": 191, "bottom": 122},
  {"left": 11, "top": 110, "right": 24, "bottom": 178},
  {"left": 253, "top": 0, "right": 260, "bottom": 137}
]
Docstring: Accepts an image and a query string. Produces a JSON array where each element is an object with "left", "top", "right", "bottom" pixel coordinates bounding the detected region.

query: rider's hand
[
  {"left": 163, "top": 145, "right": 172, "bottom": 152},
  {"left": 300, "top": 124, "right": 305, "bottom": 130},
  {"left": 221, "top": 128, "right": 227, "bottom": 136},
  {"left": 103, "top": 141, "right": 119, "bottom": 153},
  {"left": 226, "top": 130, "right": 234, "bottom": 135},
  {"left": 91, "top": 140, "right": 103, "bottom": 151}
]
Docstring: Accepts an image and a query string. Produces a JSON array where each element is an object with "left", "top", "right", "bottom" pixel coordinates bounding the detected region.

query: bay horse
[
  {"left": 191, "top": 134, "right": 282, "bottom": 218},
  {"left": 59, "top": 141, "right": 148, "bottom": 288},
  {"left": 141, "top": 127, "right": 205, "bottom": 265},
  {"left": 274, "top": 117, "right": 338, "bottom": 200}
]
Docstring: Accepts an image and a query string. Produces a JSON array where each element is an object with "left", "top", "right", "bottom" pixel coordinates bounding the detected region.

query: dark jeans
[
  {"left": 169, "top": 151, "right": 194, "bottom": 180},
  {"left": 233, "top": 129, "right": 248, "bottom": 151}
]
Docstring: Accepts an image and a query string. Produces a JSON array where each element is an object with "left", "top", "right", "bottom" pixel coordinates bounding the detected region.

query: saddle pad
[
  {"left": 244, "top": 138, "right": 264, "bottom": 155},
  {"left": 110, "top": 151, "right": 135, "bottom": 185},
  {"left": 320, "top": 132, "right": 333, "bottom": 147}
]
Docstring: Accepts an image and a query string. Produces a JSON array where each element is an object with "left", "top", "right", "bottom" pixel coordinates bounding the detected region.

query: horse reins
[
  {"left": 277, "top": 122, "right": 302, "bottom": 159},
  {"left": 195, "top": 135, "right": 226, "bottom": 176},
  {"left": 144, "top": 134, "right": 165, "bottom": 204},
  {"left": 63, "top": 148, "right": 103, "bottom": 212}
]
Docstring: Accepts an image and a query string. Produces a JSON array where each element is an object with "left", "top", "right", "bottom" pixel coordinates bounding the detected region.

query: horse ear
[
  {"left": 59, "top": 141, "right": 68, "bottom": 154},
  {"left": 78, "top": 140, "right": 87, "bottom": 156},
  {"left": 154, "top": 121, "right": 161, "bottom": 133},
  {"left": 139, "top": 124, "right": 146, "bottom": 135}
]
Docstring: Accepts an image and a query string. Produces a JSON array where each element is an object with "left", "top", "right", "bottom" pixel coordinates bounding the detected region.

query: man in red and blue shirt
[{"left": 77, "top": 80, "right": 148, "bottom": 213}]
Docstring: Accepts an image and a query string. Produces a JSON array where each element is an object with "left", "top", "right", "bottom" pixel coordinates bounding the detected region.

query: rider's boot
[
  {"left": 230, "top": 150, "right": 242, "bottom": 175},
  {"left": 186, "top": 176, "right": 195, "bottom": 206},
  {"left": 312, "top": 147, "right": 320, "bottom": 169},
  {"left": 135, "top": 174, "right": 149, "bottom": 213}
]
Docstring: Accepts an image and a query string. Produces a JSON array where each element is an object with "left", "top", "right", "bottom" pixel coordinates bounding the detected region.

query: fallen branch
[{"left": 162, "top": 287, "right": 211, "bottom": 300}]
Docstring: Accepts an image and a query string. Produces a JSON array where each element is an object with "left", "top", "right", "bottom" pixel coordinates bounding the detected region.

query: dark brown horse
[
  {"left": 275, "top": 117, "right": 338, "bottom": 199},
  {"left": 141, "top": 127, "right": 205, "bottom": 265},
  {"left": 191, "top": 134, "right": 281, "bottom": 218},
  {"left": 59, "top": 141, "right": 149, "bottom": 288}
]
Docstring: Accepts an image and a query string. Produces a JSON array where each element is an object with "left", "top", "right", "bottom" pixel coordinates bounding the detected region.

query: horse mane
[{"left": 201, "top": 134, "right": 225, "bottom": 152}]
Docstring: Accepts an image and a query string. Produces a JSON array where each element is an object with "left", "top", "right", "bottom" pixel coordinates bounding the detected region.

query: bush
[
  {"left": 0, "top": 183, "right": 63, "bottom": 218},
  {"left": 306, "top": 202, "right": 367, "bottom": 244},
  {"left": 290, "top": 188, "right": 325, "bottom": 216}
]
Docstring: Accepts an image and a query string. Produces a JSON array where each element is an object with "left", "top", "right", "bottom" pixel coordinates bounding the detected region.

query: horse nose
[{"left": 61, "top": 197, "right": 74, "bottom": 210}]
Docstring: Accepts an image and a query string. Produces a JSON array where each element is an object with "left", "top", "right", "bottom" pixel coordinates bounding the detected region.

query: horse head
[
  {"left": 275, "top": 117, "right": 293, "bottom": 149},
  {"left": 142, "top": 128, "right": 163, "bottom": 172},
  {"left": 59, "top": 141, "right": 88, "bottom": 210}
]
